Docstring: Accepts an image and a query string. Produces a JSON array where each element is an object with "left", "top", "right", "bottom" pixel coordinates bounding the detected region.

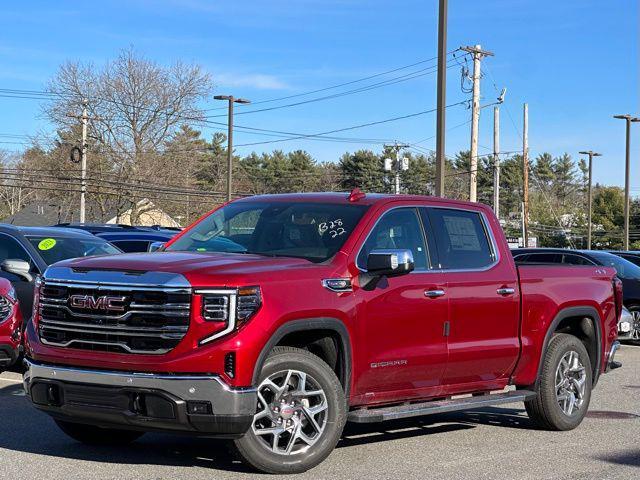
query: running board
[{"left": 348, "top": 390, "right": 537, "bottom": 423}]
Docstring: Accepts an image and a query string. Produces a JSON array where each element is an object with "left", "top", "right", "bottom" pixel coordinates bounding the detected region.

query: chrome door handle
[
  {"left": 425, "top": 289, "right": 446, "bottom": 298},
  {"left": 497, "top": 287, "right": 515, "bottom": 296}
]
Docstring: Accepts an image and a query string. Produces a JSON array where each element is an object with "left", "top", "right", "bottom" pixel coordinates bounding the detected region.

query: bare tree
[{"left": 44, "top": 48, "right": 213, "bottom": 223}]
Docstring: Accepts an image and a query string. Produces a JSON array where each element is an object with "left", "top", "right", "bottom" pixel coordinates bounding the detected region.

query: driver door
[{"left": 352, "top": 207, "right": 448, "bottom": 403}]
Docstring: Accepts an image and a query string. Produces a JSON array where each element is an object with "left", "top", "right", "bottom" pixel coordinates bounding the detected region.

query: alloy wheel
[
  {"left": 252, "top": 369, "right": 328, "bottom": 455},
  {"left": 555, "top": 350, "right": 587, "bottom": 416},
  {"left": 629, "top": 308, "right": 640, "bottom": 341}
]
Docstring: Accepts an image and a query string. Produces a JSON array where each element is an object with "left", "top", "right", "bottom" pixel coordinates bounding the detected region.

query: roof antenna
[{"left": 348, "top": 188, "right": 366, "bottom": 202}]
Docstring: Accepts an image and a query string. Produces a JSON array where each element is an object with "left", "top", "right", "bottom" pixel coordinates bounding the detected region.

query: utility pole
[
  {"left": 80, "top": 99, "right": 88, "bottom": 223},
  {"left": 214, "top": 95, "right": 251, "bottom": 202},
  {"left": 461, "top": 45, "right": 494, "bottom": 202},
  {"left": 579, "top": 150, "right": 603, "bottom": 250},
  {"left": 493, "top": 106, "right": 500, "bottom": 218},
  {"left": 614, "top": 114, "right": 639, "bottom": 250},
  {"left": 384, "top": 143, "right": 410, "bottom": 194},
  {"left": 435, "top": 0, "right": 448, "bottom": 197},
  {"left": 522, "top": 103, "right": 529, "bottom": 248}
]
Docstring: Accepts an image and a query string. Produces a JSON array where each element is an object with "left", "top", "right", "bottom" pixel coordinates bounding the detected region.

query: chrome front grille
[{"left": 38, "top": 278, "right": 192, "bottom": 355}]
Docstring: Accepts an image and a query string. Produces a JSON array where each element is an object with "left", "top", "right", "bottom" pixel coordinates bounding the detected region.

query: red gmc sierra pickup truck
[{"left": 23, "top": 192, "right": 621, "bottom": 474}]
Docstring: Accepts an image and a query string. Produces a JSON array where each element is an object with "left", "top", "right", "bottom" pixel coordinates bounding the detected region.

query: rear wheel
[
  {"left": 233, "top": 346, "right": 346, "bottom": 474},
  {"left": 525, "top": 333, "right": 592, "bottom": 430},
  {"left": 55, "top": 420, "right": 144, "bottom": 445}
]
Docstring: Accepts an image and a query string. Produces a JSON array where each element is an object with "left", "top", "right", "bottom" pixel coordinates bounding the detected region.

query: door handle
[
  {"left": 497, "top": 287, "right": 515, "bottom": 296},
  {"left": 424, "top": 289, "right": 446, "bottom": 298}
]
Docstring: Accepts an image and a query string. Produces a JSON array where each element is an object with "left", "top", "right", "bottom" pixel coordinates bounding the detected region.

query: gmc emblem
[{"left": 69, "top": 295, "right": 127, "bottom": 312}]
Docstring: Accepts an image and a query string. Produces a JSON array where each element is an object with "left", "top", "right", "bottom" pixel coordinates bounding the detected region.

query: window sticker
[{"left": 38, "top": 238, "right": 57, "bottom": 251}]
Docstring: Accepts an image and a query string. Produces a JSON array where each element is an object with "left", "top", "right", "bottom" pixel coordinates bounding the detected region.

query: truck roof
[{"left": 234, "top": 191, "right": 489, "bottom": 210}]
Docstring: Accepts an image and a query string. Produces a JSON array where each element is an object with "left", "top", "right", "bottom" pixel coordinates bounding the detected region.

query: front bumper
[{"left": 23, "top": 359, "right": 257, "bottom": 437}]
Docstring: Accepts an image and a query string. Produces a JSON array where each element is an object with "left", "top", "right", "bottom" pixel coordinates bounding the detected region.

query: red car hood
[{"left": 54, "top": 251, "right": 326, "bottom": 285}]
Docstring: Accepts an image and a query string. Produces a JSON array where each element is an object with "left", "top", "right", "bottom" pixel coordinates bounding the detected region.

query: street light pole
[
  {"left": 614, "top": 114, "right": 640, "bottom": 250},
  {"left": 579, "top": 150, "right": 602, "bottom": 250},
  {"left": 435, "top": 0, "right": 447, "bottom": 197},
  {"left": 214, "top": 95, "right": 251, "bottom": 202}
]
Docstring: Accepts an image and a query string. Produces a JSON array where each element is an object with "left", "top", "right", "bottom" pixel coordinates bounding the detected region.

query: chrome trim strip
[
  {"left": 23, "top": 359, "right": 256, "bottom": 393},
  {"left": 39, "top": 337, "right": 171, "bottom": 354},
  {"left": 321, "top": 278, "right": 353, "bottom": 293},
  {"left": 39, "top": 318, "right": 188, "bottom": 334},
  {"left": 355, "top": 205, "right": 500, "bottom": 274},
  {"left": 39, "top": 304, "right": 189, "bottom": 320},
  {"left": 40, "top": 323, "right": 185, "bottom": 339},
  {"left": 43, "top": 281, "right": 191, "bottom": 293}
]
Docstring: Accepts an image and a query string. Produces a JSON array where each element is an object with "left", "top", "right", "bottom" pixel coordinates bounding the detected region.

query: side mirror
[
  {"left": 1, "top": 259, "right": 33, "bottom": 282},
  {"left": 149, "top": 242, "right": 165, "bottom": 252},
  {"left": 366, "top": 249, "right": 415, "bottom": 277}
]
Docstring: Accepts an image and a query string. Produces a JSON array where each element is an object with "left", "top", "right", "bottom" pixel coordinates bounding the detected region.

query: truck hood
[{"left": 53, "top": 251, "right": 323, "bottom": 280}]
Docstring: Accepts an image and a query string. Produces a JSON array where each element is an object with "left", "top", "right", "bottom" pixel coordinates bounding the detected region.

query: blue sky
[{"left": 0, "top": 0, "right": 637, "bottom": 191}]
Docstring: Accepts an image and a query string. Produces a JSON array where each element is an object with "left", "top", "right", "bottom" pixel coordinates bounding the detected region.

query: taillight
[
  {"left": 196, "top": 286, "right": 262, "bottom": 345},
  {"left": 613, "top": 277, "right": 623, "bottom": 320}
]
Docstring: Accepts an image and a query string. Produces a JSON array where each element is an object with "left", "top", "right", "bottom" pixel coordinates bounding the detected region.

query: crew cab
[
  {"left": 0, "top": 277, "right": 22, "bottom": 370},
  {"left": 23, "top": 192, "right": 621, "bottom": 474}
]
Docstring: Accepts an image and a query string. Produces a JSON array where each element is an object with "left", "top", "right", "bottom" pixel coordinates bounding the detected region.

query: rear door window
[
  {"left": 426, "top": 208, "right": 495, "bottom": 270},
  {"left": 522, "top": 253, "right": 563, "bottom": 263},
  {"left": 562, "top": 254, "right": 595, "bottom": 266}
]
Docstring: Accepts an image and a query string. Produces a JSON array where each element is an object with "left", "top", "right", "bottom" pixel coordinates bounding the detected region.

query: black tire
[
  {"left": 55, "top": 420, "right": 144, "bottom": 445},
  {"left": 525, "top": 333, "right": 592, "bottom": 431},
  {"left": 233, "top": 346, "right": 347, "bottom": 474}
]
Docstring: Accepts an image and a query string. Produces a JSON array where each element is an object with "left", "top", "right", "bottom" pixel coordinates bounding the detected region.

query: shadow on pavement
[
  {"left": 598, "top": 449, "right": 640, "bottom": 468},
  {"left": 0, "top": 382, "right": 532, "bottom": 471}
]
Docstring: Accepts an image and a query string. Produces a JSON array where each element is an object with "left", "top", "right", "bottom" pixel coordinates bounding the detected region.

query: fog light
[{"left": 187, "top": 401, "right": 212, "bottom": 415}]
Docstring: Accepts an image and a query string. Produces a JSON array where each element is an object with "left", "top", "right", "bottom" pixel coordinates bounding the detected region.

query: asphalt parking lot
[{"left": 1, "top": 347, "right": 639, "bottom": 480}]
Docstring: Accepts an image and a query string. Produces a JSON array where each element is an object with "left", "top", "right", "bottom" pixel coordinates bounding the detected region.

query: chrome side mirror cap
[
  {"left": 366, "top": 249, "right": 415, "bottom": 277},
  {"left": 1, "top": 259, "right": 33, "bottom": 282}
]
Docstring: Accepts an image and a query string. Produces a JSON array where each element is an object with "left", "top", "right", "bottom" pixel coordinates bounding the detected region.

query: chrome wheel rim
[
  {"left": 252, "top": 369, "right": 328, "bottom": 455},
  {"left": 630, "top": 309, "right": 640, "bottom": 340},
  {"left": 555, "top": 350, "right": 587, "bottom": 416}
]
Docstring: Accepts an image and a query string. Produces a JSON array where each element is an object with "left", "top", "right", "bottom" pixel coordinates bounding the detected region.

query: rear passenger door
[{"left": 424, "top": 207, "right": 520, "bottom": 390}]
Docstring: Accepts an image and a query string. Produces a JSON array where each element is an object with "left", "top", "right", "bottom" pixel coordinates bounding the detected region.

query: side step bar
[{"left": 348, "top": 390, "right": 537, "bottom": 424}]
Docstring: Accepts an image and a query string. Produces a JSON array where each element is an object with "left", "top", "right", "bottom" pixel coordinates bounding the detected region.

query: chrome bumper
[
  {"left": 605, "top": 341, "right": 622, "bottom": 373},
  {"left": 23, "top": 360, "right": 257, "bottom": 436}
]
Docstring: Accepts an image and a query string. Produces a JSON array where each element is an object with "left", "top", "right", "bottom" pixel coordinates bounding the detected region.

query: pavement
[{"left": 0, "top": 346, "right": 638, "bottom": 480}]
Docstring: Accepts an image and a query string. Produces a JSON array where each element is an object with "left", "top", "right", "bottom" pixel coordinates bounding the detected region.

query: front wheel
[
  {"left": 233, "top": 346, "right": 347, "bottom": 474},
  {"left": 525, "top": 333, "right": 592, "bottom": 430}
]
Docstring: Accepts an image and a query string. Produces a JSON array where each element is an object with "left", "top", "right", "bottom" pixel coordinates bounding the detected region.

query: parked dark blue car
[{"left": 53, "top": 223, "right": 180, "bottom": 252}]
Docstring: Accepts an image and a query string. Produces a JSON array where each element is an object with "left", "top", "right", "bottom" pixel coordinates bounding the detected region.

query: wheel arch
[
  {"left": 535, "top": 306, "right": 602, "bottom": 389},
  {"left": 252, "top": 317, "right": 352, "bottom": 398}
]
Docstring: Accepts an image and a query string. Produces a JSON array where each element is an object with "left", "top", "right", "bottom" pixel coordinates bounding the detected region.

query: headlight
[{"left": 197, "top": 286, "right": 262, "bottom": 345}]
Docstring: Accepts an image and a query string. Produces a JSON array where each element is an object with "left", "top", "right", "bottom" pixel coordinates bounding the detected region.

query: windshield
[
  {"left": 166, "top": 201, "right": 369, "bottom": 262},
  {"left": 27, "top": 235, "right": 121, "bottom": 265},
  {"left": 588, "top": 251, "right": 640, "bottom": 280}
]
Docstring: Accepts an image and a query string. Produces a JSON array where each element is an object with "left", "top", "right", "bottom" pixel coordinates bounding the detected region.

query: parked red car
[
  {"left": 0, "top": 277, "right": 22, "bottom": 370},
  {"left": 23, "top": 192, "right": 621, "bottom": 473}
]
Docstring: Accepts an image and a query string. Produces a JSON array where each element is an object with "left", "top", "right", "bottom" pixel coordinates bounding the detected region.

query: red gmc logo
[{"left": 69, "top": 295, "right": 127, "bottom": 312}]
